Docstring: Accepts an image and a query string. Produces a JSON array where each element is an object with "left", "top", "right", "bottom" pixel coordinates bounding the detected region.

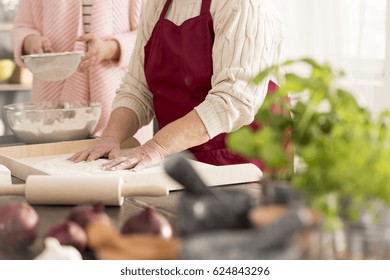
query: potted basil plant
[{"left": 227, "top": 58, "right": 390, "bottom": 231}]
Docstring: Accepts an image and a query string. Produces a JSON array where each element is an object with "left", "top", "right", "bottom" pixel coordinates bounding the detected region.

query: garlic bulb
[{"left": 35, "top": 237, "right": 82, "bottom": 260}]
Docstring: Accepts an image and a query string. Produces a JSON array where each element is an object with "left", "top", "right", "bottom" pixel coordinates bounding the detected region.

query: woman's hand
[
  {"left": 76, "top": 34, "right": 120, "bottom": 72},
  {"left": 102, "top": 139, "right": 169, "bottom": 172},
  {"left": 23, "top": 34, "right": 53, "bottom": 54},
  {"left": 101, "top": 110, "right": 208, "bottom": 171},
  {"left": 68, "top": 136, "right": 121, "bottom": 163}
]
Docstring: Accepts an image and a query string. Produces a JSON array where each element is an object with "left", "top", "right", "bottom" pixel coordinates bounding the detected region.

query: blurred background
[
  {"left": 273, "top": 0, "right": 388, "bottom": 114},
  {"left": 0, "top": 0, "right": 31, "bottom": 136}
]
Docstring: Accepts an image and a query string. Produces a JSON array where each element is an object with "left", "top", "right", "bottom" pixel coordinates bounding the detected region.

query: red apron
[{"left": 144, "top": 0, "right": 275, "bottom": 170}]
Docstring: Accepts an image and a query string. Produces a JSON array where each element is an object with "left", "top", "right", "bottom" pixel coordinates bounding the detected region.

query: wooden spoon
[{"left": 86, "top": 220, "right": 180, "bottom": 260}]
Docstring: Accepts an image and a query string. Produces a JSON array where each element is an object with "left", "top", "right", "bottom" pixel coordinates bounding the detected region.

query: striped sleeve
[
  {"left": 11, "top": 0, "right": 42, "bottom": 67},
  {"left": 108, "top": 0, "right": 146, "bottom": 68},
  {"left": 112, "top": 0, "right": 158, "bottom": 128}
]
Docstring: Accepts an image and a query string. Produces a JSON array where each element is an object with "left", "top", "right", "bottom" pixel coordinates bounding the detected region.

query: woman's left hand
[
  {"left": 76, "top": 34, "right": 119, "bottom": 72},
  {"left": 103, "top": 139, "right": 169, "bottom": 172}
]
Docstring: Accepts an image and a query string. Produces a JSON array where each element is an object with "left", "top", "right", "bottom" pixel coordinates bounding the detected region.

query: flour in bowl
[{"left": 11, "top": 109, "right": 98, "bottom": 144}]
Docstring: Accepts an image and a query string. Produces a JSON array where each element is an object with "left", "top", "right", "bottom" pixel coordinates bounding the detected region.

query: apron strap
[
  {"left": 200, "top": 0, "right": 212, "bottom": 14},
  {"left": 159, "top": 0, "right": 173, "bottom": 20},
  {"left": 160, "top": 0, "right": 211, "bottom": 20}
]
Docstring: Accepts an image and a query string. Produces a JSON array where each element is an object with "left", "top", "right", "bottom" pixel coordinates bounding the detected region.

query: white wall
[{"left": 381, "top": 0, "right": 390, "bottom": 113}]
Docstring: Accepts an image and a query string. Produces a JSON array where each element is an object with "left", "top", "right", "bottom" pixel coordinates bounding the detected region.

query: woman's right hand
[
  {"left": 67, "top": 136, "right": 121, "bottom": 163},
  {"left": 23, "top": 34, "right": 53, "bottom": 54}
]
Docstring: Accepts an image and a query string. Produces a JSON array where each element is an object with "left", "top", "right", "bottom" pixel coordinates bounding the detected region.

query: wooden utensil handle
[{"left": 0, "top": 184, "right": 26, "bottom": 196}]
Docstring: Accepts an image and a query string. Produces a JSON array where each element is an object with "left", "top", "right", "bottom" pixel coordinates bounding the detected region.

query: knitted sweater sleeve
[
  {"left": 195, "top": 0, "right": 284, "bottom": 138},
  {"left": 111, "top": 0, "right": 158, "bottom": 128}
]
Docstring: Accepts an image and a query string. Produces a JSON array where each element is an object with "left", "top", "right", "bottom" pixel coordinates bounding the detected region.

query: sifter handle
[{"left": 0, "top": 184, "right": 26, "bottom": 196}]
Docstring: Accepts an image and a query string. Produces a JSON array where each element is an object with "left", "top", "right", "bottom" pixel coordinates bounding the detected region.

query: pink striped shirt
[{"left": 12, "top": 0, "right": 147, "bottom": 136}]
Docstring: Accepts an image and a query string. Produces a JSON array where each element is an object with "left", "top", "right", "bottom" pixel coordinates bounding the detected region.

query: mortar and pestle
[
  {"left": 260, "top": 179, "right": 301, "bottom": 207},
  {"left": 164, "top": 154, "right": 256, "bottom": 235}
]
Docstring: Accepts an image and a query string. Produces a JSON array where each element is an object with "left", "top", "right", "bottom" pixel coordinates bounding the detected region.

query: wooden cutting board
[
  {"left": 0, "top": 138, "right": 139, "bottom": 180},
  {"left": 0, "top": 139, "right": 262, "bottom": 191}
]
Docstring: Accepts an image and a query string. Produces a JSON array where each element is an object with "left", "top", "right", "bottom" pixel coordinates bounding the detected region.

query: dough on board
[{"left": 34, "top": 156, "right": 162, "bottom": 176}]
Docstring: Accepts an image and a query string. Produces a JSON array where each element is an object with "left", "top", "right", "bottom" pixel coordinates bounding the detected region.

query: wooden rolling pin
[{"left": 0, "top": 175, "right": 168, "bottom": 206}]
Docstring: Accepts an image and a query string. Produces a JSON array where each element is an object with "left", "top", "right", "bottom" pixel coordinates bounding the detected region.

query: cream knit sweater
[{"left": 114, "top": 0, "right": 284, "bottom": 138}]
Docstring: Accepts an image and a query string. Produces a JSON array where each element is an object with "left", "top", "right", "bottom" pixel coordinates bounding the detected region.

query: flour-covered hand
[
  {"left": 102, "top": 139, "right": 169, "bottom": 172},
  {"left": 68, "top": 136, "right": 121, "bottom": 163}
]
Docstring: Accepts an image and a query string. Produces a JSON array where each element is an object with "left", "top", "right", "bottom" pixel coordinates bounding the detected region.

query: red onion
[
  {"left": 120, "top": 206, "right": 173, "bottom": 239},
  {"left": 67, "top": 202, "right": 110, "bottom": 228},
  {"left": 0, "top": 201, "right": 39, "bottom": 251},
  {"left": 45, "top": 220, "right": 87, "bottom": 252}
]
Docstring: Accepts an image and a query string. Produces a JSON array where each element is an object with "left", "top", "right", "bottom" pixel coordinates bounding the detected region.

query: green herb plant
[{"left": 227, "top": 58, "right": 390, "bottom": 228}]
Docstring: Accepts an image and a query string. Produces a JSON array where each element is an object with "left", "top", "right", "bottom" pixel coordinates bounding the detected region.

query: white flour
[
  {"left": 35, "top": 156, "right": 162, "bottom": 176},
  {"left": 11, "top": 109, "right": 98, "bottom": 143}
]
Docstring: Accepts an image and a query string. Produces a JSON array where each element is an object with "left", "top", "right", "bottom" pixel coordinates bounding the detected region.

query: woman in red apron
[{"left": 69, "top": 0, "right": 284, "bottom": 171}]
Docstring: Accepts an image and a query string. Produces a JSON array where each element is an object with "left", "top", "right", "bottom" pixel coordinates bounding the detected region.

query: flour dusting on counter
[{"left": 34, "top": 156, "right": 162, "bottom": 176}]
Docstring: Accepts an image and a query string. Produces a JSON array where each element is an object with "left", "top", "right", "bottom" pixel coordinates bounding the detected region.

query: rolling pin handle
[
  {"left": 0, "top": 184, "right": 26, "bottom": 196},
  {"left": 121, "top": 183, "right": 169, "bottom": 197}
]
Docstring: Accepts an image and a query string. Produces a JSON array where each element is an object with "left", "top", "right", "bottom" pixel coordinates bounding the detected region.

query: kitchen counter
[
  {"left": 0, "top": 134, "right": 26, "bottom": 147},
  {"left": 0, "top": 139, "right": 310, "bottom": 260},
  {"left": 0, "top": 179, "right": 263, "bottom": 260}
]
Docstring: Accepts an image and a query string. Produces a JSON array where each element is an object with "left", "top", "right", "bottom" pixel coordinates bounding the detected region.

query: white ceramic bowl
[
  {"left": 21, "top": 51, "right": 84, "bottom": 81},
  {"left": 4, "top": 101, "right": 101, "bottom": 144}
]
